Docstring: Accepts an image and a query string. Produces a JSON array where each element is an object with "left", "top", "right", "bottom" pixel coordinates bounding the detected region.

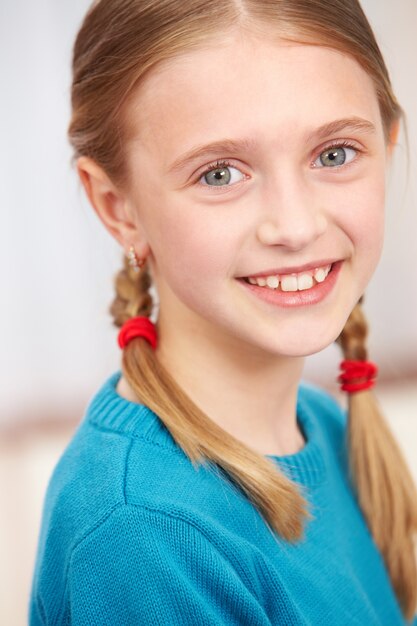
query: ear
[
  {"left": 387, "top": 118, "right": 400, "bottom": 156},
  {"left": 76, "top": 156, "right": 150, "bottom": 257}
]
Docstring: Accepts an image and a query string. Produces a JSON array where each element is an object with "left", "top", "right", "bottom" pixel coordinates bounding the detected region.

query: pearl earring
[{"left": 127, "top": 245, "right": 146, "bottom": 273}]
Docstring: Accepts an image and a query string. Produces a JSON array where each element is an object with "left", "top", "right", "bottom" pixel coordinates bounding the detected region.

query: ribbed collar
[
  {"left": 85, "top": 370, "right": 327, "bottom": 488},
  {"left": 265, "top": 389, "right": 327, "bottom": 488}
]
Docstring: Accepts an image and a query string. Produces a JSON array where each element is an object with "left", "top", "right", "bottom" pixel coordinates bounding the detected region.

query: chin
[{"left": 262, "top": 324, "right": 345, "bottom": 358}]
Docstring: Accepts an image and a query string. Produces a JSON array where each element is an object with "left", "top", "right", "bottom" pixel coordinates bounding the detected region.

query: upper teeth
[{"left": 246, "top": 264, "right": 332, "bottom": 291}]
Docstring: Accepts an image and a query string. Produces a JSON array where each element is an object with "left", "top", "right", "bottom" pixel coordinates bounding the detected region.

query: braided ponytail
[
  {"left": 336, "top": 296, "right": 417, "bottom": 621},
  {"left": 110, "top": 255, "right": 154, "bottom": 325}
]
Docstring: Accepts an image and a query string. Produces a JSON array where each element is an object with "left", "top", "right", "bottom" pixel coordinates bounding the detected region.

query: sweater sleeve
[{"left": 67, "top": 504, "right": 271, "bottom": 626}]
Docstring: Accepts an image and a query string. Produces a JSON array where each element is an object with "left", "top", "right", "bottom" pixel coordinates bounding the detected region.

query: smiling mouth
[{"left": 241, "top": 263, "right": 335, "bottom": 293}]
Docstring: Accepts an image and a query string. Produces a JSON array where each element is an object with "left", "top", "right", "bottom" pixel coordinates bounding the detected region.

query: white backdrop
[{"left": 1, "top": 0, "right": 416, "bottom": 425}]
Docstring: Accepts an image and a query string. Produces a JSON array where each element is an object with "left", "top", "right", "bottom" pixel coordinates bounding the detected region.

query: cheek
[
  {"left": 151, "top": 211, "right": 237, "bottom": 322},
  {"left": 145, "top": 198, "right": 237, "bottom": 289},
  {"left": 336, "top": 172, "right": 385, "bottom": 254},
  {"left": 360, "top": 184, "right": 385, "bottom": 255}
]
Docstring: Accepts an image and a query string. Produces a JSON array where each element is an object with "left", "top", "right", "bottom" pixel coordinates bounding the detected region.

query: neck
[{"left": 154, "top": 314, "right": 306, "bottom": 457}]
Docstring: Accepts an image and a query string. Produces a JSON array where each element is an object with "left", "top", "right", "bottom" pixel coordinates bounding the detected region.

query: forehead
[{"left": 126, "top": 32, "right": 382, "bottom": 162}]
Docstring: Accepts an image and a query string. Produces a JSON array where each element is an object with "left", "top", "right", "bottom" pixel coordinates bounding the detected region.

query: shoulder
[
  {"left": 70, "top": 502, "right": 245, "bottom": 569},
  {"left": 64, "top": 502, "right": 270, "bottom": 625},
  {"left": 38, "top": 359, "right": 245, "bottom": 549},
  {"left": 32, "top": 499, "right": 270, "bottom": 625}
]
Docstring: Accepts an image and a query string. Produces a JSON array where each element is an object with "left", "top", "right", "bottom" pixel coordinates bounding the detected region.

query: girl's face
[{"left": 124, "top": 30, "right": 388, "bottom": 358}]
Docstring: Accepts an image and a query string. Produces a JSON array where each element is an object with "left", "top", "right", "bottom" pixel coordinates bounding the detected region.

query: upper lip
[{"left": 242, "top": 259, "right": 341, "bottom": 278}]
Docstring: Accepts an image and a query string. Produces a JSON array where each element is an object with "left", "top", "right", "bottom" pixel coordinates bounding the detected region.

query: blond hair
[{"left": 68, "top": 1, "right": 417, "bottom": 620}]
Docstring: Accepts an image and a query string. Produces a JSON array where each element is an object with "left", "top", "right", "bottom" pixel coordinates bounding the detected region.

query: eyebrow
[{"left": 167, "top": 116, "right": 376, "bottom": 174}]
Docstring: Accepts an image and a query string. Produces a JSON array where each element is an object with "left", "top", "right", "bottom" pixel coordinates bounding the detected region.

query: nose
[{"left": 257, "top": 173, "right": 328, "bottom": 251}]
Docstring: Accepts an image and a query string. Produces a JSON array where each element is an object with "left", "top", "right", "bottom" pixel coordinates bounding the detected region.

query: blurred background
[{"left": 1, "top": 1, "right": 416, "bottom": 624}]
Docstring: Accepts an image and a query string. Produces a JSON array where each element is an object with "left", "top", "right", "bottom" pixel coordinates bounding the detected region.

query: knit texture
[{"left": 29, "top": 370, "right": 417, "bottom": 625}]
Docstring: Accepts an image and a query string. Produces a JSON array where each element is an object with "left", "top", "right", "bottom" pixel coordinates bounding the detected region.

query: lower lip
[{"left": 236, "top": 260, "right": 343, "bottom": 308}]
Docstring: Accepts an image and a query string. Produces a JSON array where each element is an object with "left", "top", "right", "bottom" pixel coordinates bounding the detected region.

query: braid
[
  {"left": 109, "top": 254, "right": 154, "bottom": 327},
  {"left": 336, "top": 294, "right": 367, "bottom": 361},
  {"left": 336, "top": 296, "right": 417, "bottom": 621}
]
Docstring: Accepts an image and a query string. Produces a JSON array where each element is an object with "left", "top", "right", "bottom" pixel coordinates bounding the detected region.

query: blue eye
[
  {"left": 313, "top": 142, "right": 359, "bottom": 168},
  {"left": 198, "top": 161, "right": 245, "bottom": 186}
]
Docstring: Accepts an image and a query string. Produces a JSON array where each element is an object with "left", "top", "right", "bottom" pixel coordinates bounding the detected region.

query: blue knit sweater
[{"left": 29, "top": 370, "right": 416, "bottom": 625}]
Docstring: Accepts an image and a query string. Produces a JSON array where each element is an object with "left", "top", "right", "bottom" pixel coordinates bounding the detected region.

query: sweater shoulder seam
[
  {"left": 68, "top": 501, "right": 258, "bottom": 596},
  {"left": 86, "top": 419, "right": 187, "bottom": 460},
  {"left": 55, "top": 501, "right": 125, "bottom": 624}
]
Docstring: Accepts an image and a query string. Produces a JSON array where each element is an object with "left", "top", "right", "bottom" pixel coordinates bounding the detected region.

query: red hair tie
[
  {"left": 117, "top": 316, "right": 158, "bottom": 350},
  {"left": 338, "top": 359, "right": 378, "bottom": 393}
]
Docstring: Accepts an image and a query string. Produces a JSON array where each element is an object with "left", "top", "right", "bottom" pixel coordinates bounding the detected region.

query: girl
[{"left": 29, "top": 0, "right": 417, "bottom": 624}]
